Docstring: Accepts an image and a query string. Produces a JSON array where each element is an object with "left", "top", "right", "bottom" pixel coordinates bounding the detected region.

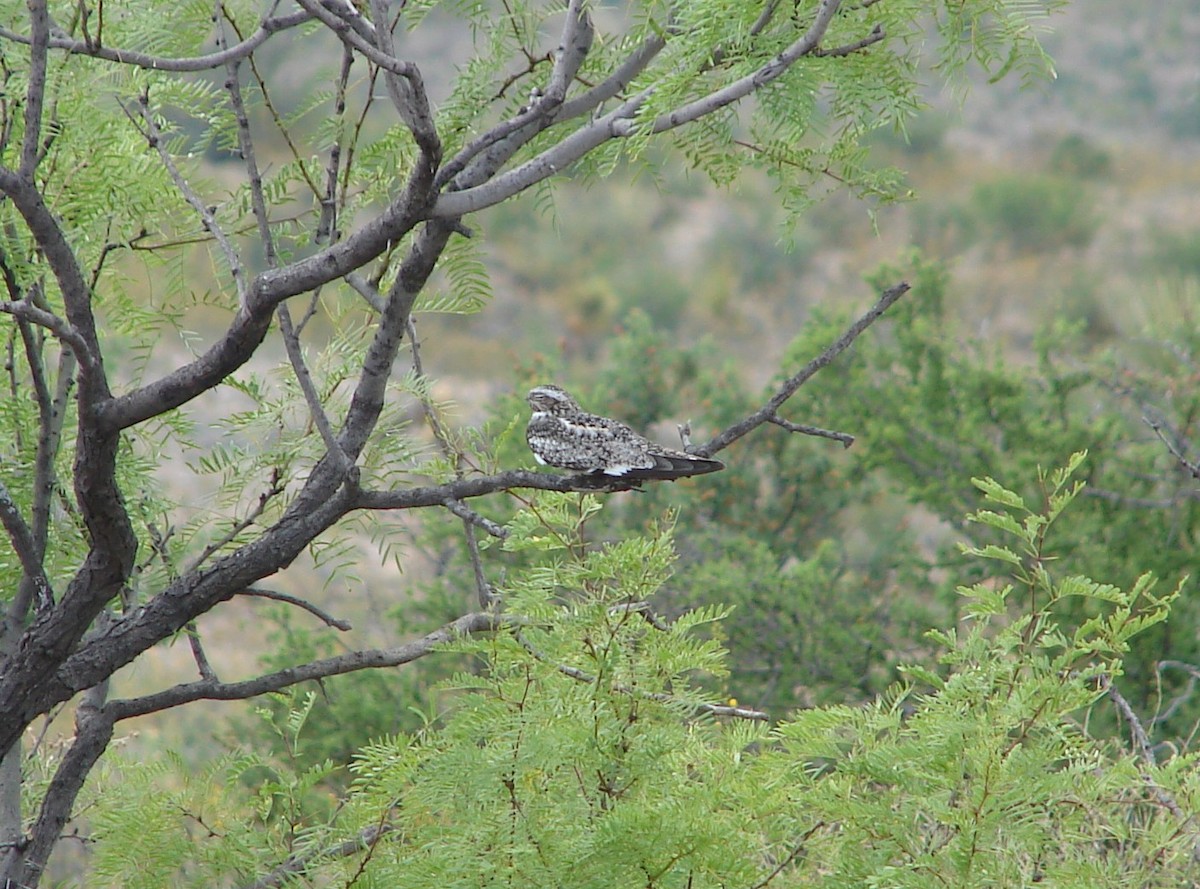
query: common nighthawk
[{"left": 525, "top": 384, "right": 725, "bottom": 481}]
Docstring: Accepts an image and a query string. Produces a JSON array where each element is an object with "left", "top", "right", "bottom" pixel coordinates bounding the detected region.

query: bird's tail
[{"left": 625, "top": 453, "right": 725, "bottom": 480}]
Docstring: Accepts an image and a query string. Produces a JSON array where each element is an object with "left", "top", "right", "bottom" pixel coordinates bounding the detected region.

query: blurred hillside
[{"left": 409, "top": 0, "right": 1200, "bottom": 392}]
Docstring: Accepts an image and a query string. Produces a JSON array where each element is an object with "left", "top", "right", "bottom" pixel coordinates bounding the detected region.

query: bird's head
[{"left": 526, "top": 384, "right": 581, "bottom": 415}]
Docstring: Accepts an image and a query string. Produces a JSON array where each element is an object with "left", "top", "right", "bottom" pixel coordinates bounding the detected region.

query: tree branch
[
  {"left": 0, "top": 299, "right": 93, "bottom": 372},
  {"left": 240, "top": 586, "right": 353, "bottom": 631},
  {"left": 19, "top": 0, "right": 50, "bottom": 179},
  {"left": 98, "top": 142, "right": 440, "bottom": 432},
  {"left": 614, "top": 0, "right": 847, "bottom": 138},
  {"left": 432, "top": 0, "right": 858, "bottom": 218},
  {"left": 0, "top": 11, "right": 311, "bottom": 72},
  {"left": 0, "top": 480, "right": 53, "bottom": 611},
  {"left": 696, "top": 281, "right": 910, "bottom": 457},
  {"left": 767, "top": 415, "right": 855, "bottom": 448},
  {"left": 1100, "top": 674, "right": 1186, "bottom": 820},
  {"left": 434, "top": 0, "right": 597, "bottom": 189},
  {"left": 127, "top": 94, "right": 247, "bottom": 303},
  {"left": 216, "top": 29, "right": 351, "bottom": 473},
  {"left": 0, "top": 173, "right": 106, "bottom": 389},
  {"left": 1146, "top": 415, "right": 1200, "bottom": 480},
  {"left": 107, "top": 611, "right": 503, "bottom": 720},
  {"left": 4, "top": 698, "right": 115, "bottom": 889}
]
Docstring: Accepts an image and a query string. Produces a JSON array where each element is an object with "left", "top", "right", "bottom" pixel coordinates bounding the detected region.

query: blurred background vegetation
[{"left": 110, "top": 0, "right": 1200, "bottom": 790}]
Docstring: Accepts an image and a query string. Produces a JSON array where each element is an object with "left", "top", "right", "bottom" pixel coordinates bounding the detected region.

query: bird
[{"left": 525, "top": 384, "right": 725, "bottom": 481}]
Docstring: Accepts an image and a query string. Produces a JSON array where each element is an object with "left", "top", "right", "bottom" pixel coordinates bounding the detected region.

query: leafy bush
[
  {"left": 91, "top": 464, "right": 1196, "bottom": 888},
  {"left": 1149, "top": 226, "right": 1200, "bottom": 279},
  {"left": 968, "top": 174, "right": 1099, "bottom": 253},
  {"left": 1048, "top": 132, "right": 1113, "bottom": 179}
]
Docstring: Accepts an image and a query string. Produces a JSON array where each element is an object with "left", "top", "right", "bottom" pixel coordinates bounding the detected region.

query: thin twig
[
  {"left": 242, "top": 823, "right": 394, "bottom": 889},
  {"left": 767, "top": 415, "right": 855, "bottom": 448},
  {"left": 218, "top": 13, "right": 347, "bottom": 467},
  {"left": 315, "top": 43, "right": 355, "bottom": 244},
  {"left": 240, "top": 586, "right": 353, "bottom": 631},
  {"left": 1146, "top": 416, "right": 1200, "bottom": 479},
  {"left": 608, "top": 601, "right": 669, "bottom": 631},
  {"left": 404, "top": 315, "right": 503, "bottom": 612},
  {"left": 187, "top": 470, "right": 285, "bottom": 571},
  {"left": 697, "top": 281, "right": 910, "bottom": 457},
  {"left": 126, "top": 94, "right": 246, "bottom": 303},
  {"left": 443, "top": 498, "right": 509, "bottom": 539},
  {"left": 812, "top": 23, "right": 885, "bottom": 57},
  {"left": 1100, "top": 674, "right": 1185, "bottom": 818},
  {"left": 1153, "top": 661, "right": 1200, "bottom": 726},
  {"left": 515, "top": 629, "right": 769, "bottom": 721},
  {"left": 0, "top": 11, "right": 311, "bottom": 72},
  {"left": 749, "top": 822, "right": 825, "bottom": 889},
  {"left": 0, "top": 479, "right": 53, "bottom": 610},
  {"left": 185, "top": 621, "right": 218, "bottom": 681}
]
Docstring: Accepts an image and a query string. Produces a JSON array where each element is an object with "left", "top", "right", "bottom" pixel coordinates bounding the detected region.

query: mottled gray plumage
[{"left": 525, "top": 384, "right": 725, "bottom": 480}]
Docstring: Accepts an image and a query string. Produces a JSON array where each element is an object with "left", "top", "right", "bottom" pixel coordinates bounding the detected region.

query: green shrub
[{"left": 968, "top": 174, "right": 1098, "bottom": 253}]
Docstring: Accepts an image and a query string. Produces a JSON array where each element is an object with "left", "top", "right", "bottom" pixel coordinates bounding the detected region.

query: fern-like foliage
[{"left": 87, "top": 473, "right": 1191, "bottom": 889}]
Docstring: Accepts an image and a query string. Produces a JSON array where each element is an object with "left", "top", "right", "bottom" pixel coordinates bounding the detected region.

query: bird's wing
[{"left": 561, "top": 411, "right": 660, "bottom": 472}]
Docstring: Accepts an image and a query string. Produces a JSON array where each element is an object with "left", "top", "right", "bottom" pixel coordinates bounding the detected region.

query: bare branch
[
  {"left": 345, "top": 272, "right": 385, "bottom": 312},
  {"left": 315, "top": 44, "right": 356, "bottom": 244},
  {"left": 0, "top": 480, "right": 53, "bottom": 611},
  {"left": 1146, "top": 415, "right": 1200, "bottom": 480},
  {"left": 697, "top": 281, "right": 910, "bottom": 457},
  {"left": 293, "top": 0, "right": 409, "bottom": 75},
  {"left": 432, "top": 89, "right": 649, "bottom": 217},
  {"left": 608, "top": 602, "right": 669, "bottom": 631},
  {"left": 240, "top": 586, "right": 353, "bottom": 631},
  {"left": 216, "top": 21, "right": 351, "bottom": 474},
  {"left": 404, "top": 316, "right": 501, "bottom": 610},
  {"left": 697, "top": 701, "right": 769, "bottom": 721},
  {"left": 107, "top": 611, "right": 503, "bottom": 721},
  {"left": 6, "top": 699, "right": 114, "bottom": 889},
  {"left": 188, "top": 470, "right": 285, "bottom": 572},
  {"left": 748, "top": 822, "right": 826, "bottom": 889},
  {"left": 749, "top": 0, "right": 782, "bottom": 38},
  {"left": 617, "top": 0, "right": 846, "bottom": 137},
  {"left": 0, "top": 299, "right": 93, "bottom": 371},
  {"left": 767, "top": 415, "right": 855, "bottom": 448},
  {"left": 186, "top": 622, "right": 218, "bottom": 682},
  {"left": 357, "top": 469, "right": 652, "bottom": 512},
  {"left": 813, "top": 23, "right": 886, "bottom": 57},
  {"left": 436, "top": 28, "right": 658, "bottom": 192},
  {"left": 0, "top": 172, "right": 106, "bottom": 391},
  {"left": 322, "top": 219, "right": 454, "bottom": 475},
  {"left": 295, "top": 0, "right": 440, "bottom": 157},
  {"left": 1100, "top": 674, "right": 1185, "bottom": 818},
  {"left": 0, "top": 11, "right": 311, "bottom": 72},
  {"left": 100, "top": 157, "right": 439, "bottom": 432},
  {"left": 544, "top": 0, "right": 594, "bottom": 106},
  {"left": 20, "top": 0, "right": 49, "bottom": 178},
  {"left": 1154, "top": 661, "right": 1200, "bottom": 726},
  {"left": 443, "top": 498, "right": 509, "bottom": 539}
]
